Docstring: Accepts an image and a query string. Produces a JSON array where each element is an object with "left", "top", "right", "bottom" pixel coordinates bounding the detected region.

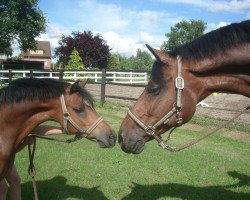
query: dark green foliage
[
  {"left": 161, "top": 19, "right": 206, "bottom": 51},
  {"left": 0, "top": 0, "right": 46, "bottom": 55},
  {"left": 108, "top": 49, "right": 153, "bottom": 71}
]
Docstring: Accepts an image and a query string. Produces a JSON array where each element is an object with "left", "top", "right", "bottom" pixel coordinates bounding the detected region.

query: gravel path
[{"left": 86, "top": 83, "right": 250, "bottom": 123}]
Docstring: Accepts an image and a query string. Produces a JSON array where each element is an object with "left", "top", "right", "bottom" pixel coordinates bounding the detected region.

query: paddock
[
  {"left": 14, "top": 99, "right": 250, "bottom": 200},
  {"left": 0, "top": 74, "right": 249, "bottom": 199}
]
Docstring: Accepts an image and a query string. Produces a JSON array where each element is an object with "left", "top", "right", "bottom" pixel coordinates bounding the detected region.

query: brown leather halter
[
  {"left": 60, "top": 94, "right": 103, "bottom": 141},
  {"left": 128, "top": 56, "right": 184, "bottom": 151}
]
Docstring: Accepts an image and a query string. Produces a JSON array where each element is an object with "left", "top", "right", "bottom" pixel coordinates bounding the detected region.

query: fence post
[
  {"left": 100, "top": 68, "right": 106, "bottom": 106},
  {"left": 8, "top": 69, "right": 12, "bottom": 83},
  {"left": 59, "top": 69, "right": 64, "bottom": 81},
  {"left": 30, "top": 69, "right": 33, "bottom": 78}
]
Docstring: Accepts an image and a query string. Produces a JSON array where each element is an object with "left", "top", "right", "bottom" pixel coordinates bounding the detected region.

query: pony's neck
[
  {"left": 12, "top": 98, "right": 61, "bottom": 147},
  {"left": 188, "top": 44, "right": 250, "bottom": 100}
]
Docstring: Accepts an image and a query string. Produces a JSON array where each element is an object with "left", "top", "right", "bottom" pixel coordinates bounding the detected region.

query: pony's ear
[
  {"left": 67, "top": 79, "right": 88, "bottom": 94},
  {"left": 67, "top": 80, "right": 80, "bottom": 94},
  {"left": 146, "top": 44, "right": 171, "bottom": 64},
  {"left": 78, "top": 79, "right": 88, "bottom": 89}
]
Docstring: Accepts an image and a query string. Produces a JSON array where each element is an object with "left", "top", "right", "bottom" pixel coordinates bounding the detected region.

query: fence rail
[{"left": 0, "top": 69, "right": 148, "bottom": 84}]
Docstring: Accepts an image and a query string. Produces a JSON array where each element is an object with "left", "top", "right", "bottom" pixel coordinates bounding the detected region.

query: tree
[
  {"left": 54, "top": 31, "right": 110, "bottom": 69},
  {"left": 108, "top": 53, "right": 120, "bottom": 70},
  {"left": 65, "top": 48, "right": 85, "bottom": 70},
  {"left": 0, "top": 0, "right": 46, "bottom": 55},
  {"left": 108, "top": 49, "right": 153, "bottom": 71},
  {"left": 161, "top": 19, "right": 206, "bottom": 51},
  {"left": 130, "top": 49, "right": 153, "bottom": 71}
]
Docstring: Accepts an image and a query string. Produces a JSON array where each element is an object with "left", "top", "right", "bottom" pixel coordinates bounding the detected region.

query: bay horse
[
  {"left": 0, "top": 78, "right": 116, "bottom": 179},
  {"left": 119, "top": 20, "right": 250, "bottom": 154}
]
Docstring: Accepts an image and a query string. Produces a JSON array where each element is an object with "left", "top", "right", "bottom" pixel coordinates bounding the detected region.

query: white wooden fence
[{"left": 0, "top": 70, "right": 148, "bottom": 84}]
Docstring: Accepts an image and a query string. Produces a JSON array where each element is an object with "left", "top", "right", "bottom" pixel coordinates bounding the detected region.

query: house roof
[{"left": 21, "top": 41, "right": 51, "bottom": 58}]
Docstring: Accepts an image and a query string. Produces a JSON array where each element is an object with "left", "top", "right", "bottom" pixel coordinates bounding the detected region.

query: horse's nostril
[{"left": 109, "top": 134, "right": 116, "bottom": 141}]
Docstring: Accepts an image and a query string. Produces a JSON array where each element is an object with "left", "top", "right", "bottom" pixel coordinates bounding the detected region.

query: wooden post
[
  {"left": 100, "top": 68, "right": 106, "bottom": 106},
  {"left": 30, "top": 69, "right": 33, "bottom": 78},
  {"left": 8, "top": 69, "right": 12, "bottom": 83},
  {"left": 59, "top": 69, "right": 64, "bottom": 81}
]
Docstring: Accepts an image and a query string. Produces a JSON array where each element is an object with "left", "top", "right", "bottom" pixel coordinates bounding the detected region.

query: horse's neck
[
  {"left": 1, "top": 99, "right": 60, "bottom": 147},
  {"left": 189, "top": 45, "right": 250, "bottom": 99}
]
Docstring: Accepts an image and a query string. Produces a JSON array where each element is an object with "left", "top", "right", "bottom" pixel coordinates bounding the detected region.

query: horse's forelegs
[
  {"left": 0, "top": 150, "right": 15, "bottom": 180},
  {"left": 0, "top": 179, "right": 8, "bottom": 200}
]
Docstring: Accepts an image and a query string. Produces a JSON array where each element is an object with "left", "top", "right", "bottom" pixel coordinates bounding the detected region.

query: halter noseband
[
  {"left": 128, "top": 56, "right": 184, "bottom": 151},
  {"left": 60, "top": 94, "right": 103, "bottom": 140}
]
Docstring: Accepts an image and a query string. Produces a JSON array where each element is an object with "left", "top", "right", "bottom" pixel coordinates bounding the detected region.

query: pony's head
[{"left": 60, "top": 80, "right": 117, "bottom": 148}]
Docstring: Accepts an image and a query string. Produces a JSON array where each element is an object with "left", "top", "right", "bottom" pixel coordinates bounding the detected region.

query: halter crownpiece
[{"left": 60, "top": 94, "right": 103, "bottom": 141}]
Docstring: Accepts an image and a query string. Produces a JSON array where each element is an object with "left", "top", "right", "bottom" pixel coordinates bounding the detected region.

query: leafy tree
[
  {"left": 54, "top": 31, "right": 110, "bottom": 69},
  {"left": 0, "top": 0, "right": 46, "bottom": 55},
  {"left": 65, "top": 48, "right": 85, "bottom": 70},
  {"left": 108, "top": 49, "right": 153, "bottom": 71},
  {"left": 108, "top": 53, "right": 120, "bottom": 70},
  {"left": 119, "top": 56, "right": 132, "bottom": 70},
  {"left": 161, "top": 19, "right": 206, "bottom": 51},
  {"left": 130, "top": 49, "right": 153, "bottom": 71}
]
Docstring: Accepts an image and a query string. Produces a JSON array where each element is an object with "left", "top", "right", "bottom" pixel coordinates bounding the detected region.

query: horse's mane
[
  {"left": 169, "top": 20, "right": 250, "bottom": 60},
  {"left": 0, "top": 78, "right": 93, "bottom": 105}
]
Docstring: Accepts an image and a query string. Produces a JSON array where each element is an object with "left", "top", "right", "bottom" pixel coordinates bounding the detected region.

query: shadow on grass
[
  {"left": 122, "top": 171, "right": 250, "bottom": 200},
  {"left": 21, "top": 175, "right": 108, "bottom": 200}
]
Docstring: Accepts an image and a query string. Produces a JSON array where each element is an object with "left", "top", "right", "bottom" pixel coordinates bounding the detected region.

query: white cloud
[
  {"left": 102, "top": 31, "right": 140, "bottom": 56},
  {"left": 155, "top": 0, "right": 250, "bottom": 12},
  {"left": 37, "top": 23, "right": 71, "bottom": 51},
  {"left": 206, "top": 21, "right": 229, "bottom": 32},
  {"left": 76, "top": 0, "right": 129, "bottom": 31},
  {"left": 101, "top": 31, "right": 165, "bottom": 57}
]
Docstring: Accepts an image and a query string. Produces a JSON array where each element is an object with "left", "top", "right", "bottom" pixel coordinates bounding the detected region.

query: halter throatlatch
[
  {"left": 128, "top": 56, "right": 184, "bottom": 152},
  {"left": 60, "top": 94, "right": 103, "bottom": 142}
]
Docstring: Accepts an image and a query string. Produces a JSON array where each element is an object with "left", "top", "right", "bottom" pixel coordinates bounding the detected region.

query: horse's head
[
  {"left": 119, "top": 45, "right": 199, "bottom": 154},
  {"left": 60, "top": 80, "right": 116, "bottom": 148}
]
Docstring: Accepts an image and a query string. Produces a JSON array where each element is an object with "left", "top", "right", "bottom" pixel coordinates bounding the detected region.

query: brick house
[{"left": 21, "top": 41, "right": 52, "bottom": 70}]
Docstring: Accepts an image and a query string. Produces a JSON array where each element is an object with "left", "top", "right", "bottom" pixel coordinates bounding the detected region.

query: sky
[{"left": 25, "top": 0, "right": 250, "bottom": 58}]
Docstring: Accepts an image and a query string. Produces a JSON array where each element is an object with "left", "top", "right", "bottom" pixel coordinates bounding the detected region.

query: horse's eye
[
  {"left": 73, "top": 107, "right": 84, "bottom": 114},
  {"left": 147, "top": 84, "right": 161, "bottom": 95}
]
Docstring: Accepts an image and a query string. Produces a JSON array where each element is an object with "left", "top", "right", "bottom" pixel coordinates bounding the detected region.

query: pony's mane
[
  {"left": 169, "top": 20, "right": 250, "bottom": 60},
  {"left": 0, "top": 78, "right": 93, "bottom": 105}
]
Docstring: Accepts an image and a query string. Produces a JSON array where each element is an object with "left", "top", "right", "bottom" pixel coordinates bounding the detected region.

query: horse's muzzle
[
  {"left": 96, "top": 130, "right": 117, "bottom": 148},
  {"left": 118, "top": 129, "right": 145, "bottom": 154}
]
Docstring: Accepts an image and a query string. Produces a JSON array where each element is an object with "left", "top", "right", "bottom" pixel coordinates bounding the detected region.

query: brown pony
[
  {"left": 119, "top": 20, "right": 250, "bottom": 154},
  {"left": 0, "top": 78, "right": 116, "bottom": 179}
]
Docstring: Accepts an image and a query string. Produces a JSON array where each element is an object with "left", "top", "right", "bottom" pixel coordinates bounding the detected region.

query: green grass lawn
[{"left": 15, "top": 102, "right": 250, "bottom": 200}]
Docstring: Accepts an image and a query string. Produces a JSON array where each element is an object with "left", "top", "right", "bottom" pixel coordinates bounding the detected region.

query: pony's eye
[
  {"left": 147, "top": 84, "right": 161, "bottom": 95},
  {"left": 73, "top": 107, "right": 84, "bottom": 114}
]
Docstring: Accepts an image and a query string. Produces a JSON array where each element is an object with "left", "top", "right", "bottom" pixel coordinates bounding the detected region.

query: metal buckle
[
  {"left": 146, "top": 126, "right": 155, "bottom": 136},
  {"left": 175, "top": 77, "right": 184, "bottom": 89}
]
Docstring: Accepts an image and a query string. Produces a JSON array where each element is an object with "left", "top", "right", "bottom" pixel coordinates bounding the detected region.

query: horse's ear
[{"left": 146, "top": 44, "right": 171, "bottom": 64}]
